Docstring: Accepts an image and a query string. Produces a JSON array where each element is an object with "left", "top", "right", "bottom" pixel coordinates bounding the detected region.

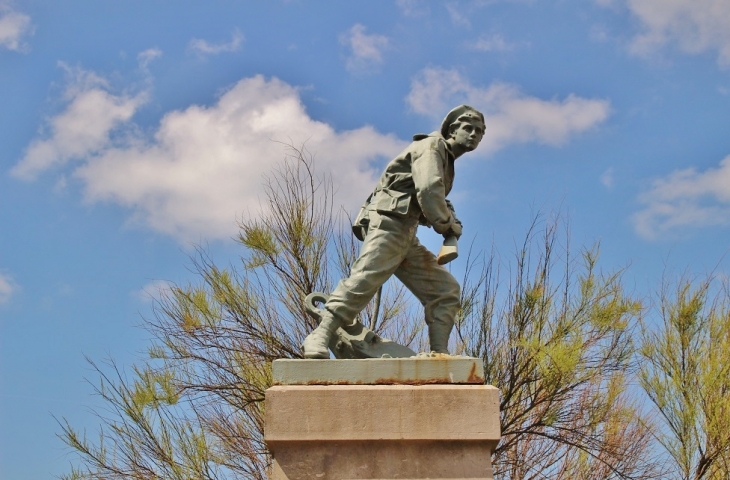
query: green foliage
[
  {"left": 57, "top": 147, "right": 422, "bottom": 479},
  {"left": 57, "top": 148, "right": 730, "bottom": 480},
  {"left": 456, "top": 219, "right": 658, "bottom": 479},
  {"left": 639, "top": 278, "right": 730, "bottom": 479},
  {"left": 57, "top": 359, "right": 220, "bottom": 480}
]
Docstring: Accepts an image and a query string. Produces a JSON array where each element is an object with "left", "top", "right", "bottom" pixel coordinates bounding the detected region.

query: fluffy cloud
[
  {"left": 11, "top": 65, "right": 146, "bottom": 180},
  {"left": 407, "top": 67, "right": 611, "bottom": 154},
  {"left": 446, "top": 2, "right": 471, "bottom": 28},
  {"left": 396, "top": 0, "right": 430, "bottom": 17},
  {"left": 14, "top": 71, "right": 404, "bottom": 243},
  {"left": 621, "top": 0, "right": 730, "bottom": 67},
  {"left": 137, "top": 48, "right": 162, "bottom": 68},
  {"left": 0, "top": 271, "right": 17, "bottom": 305},
  {"left": 340, "top": 24, "right": 389, "bottom": 74},
  {"left": 600, "top": 168, "right": 614, "bottom": 189},
  {"left": 633, "top": 155, "right": 730, "bottom": 239},
  {"left": 469, "top": 34, "right": 516, "bottom": 53},
  {"left": 135, "top": 279, "right": 174, "bottom": 303},
  {"left": 0, "top": 5, "right": 33, "bottom": 52},
  {"left": 189, "top": 29, "right": 243, "bottom": 56}
]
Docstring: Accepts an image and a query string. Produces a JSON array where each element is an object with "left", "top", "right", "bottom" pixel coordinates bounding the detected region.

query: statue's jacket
[{"left": 353, "top": 131, "right": 458, "bottom": 241}]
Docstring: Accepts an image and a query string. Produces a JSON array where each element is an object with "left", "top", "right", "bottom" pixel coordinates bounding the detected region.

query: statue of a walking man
[{"left": 303, "top": 105, "right": 485, "bottom": 359}]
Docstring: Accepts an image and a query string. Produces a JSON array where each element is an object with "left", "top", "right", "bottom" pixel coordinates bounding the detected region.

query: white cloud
[
  {"left": 189, "top": 29, "right": 243, "bottom": 56},
  {"left": 446, "top": 2, "right": 471, "bottom": 28},
  {"left": 469, "top": 34, "right": 516, "bottom": 52},
  {"left": 340, "top": 24, "right": 389, "bottom": 74},
  {"left": 137, "top": 48, "right": 162, "bottom": 69},
  {"left": 396, "top": 0, "right": 430, "bottom": 17},
  {"left": 621, "top": 0, "right": 730, "bottom": 67},
  {"left": 11, "top": 64, "right": 147, "bottom": 180},
  {"left": 0, "top": 271, "right": 17, "bottom": 305},
  {"left": 14, "top": 71, "right": 405, "bottom": 243},
  {"left": 600, "top": 167, "right": 614, "bottom": 188},
  {"left": 135, "top": 279, "right": 174, "bottom": 303},
  {"left": 633, "top": 155, "right": 730, "bottom": 239},
  {"left": 590, "top": 24, "right": 610, "bottom": 43},
  {"left": 406, "top": 67, "right": 611, "bottom": 154},
  {"left": 0, "top": 5, "right": 33, "bottom": 52}
]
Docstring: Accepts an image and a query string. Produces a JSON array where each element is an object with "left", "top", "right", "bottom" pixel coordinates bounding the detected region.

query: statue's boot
[
  {"left": 428, "top": 322, "right": 453, "bottom": 355},
  {"left": 302, "top": 314, "right": 343, "bottom": 359}
]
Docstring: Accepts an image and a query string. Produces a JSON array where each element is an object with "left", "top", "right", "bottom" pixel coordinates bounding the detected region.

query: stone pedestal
[{"left": 264, "top": 357, "right": 500, "bottom": 479}]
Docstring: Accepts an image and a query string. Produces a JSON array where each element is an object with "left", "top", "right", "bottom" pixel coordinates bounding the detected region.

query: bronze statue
[{"left": 303, "top": 105, "right": 485, "bottom": 359}]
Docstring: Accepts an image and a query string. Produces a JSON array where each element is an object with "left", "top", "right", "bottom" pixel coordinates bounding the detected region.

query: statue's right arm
[{"left": 410, "top": 139, "right": 456, "bottom": 234}]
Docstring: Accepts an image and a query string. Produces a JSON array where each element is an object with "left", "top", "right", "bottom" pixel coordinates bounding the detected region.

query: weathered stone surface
[
  {"left": 272, "top": 356, "right": 484, "bottom": 385},
  {"left": 265, "top": 384, "right": 499, "bottom": 441},
  {"left": 265, "top": 384, "right": 500, "bottom": 479},
  {"left": 269, "top": 441, "right": 494, "bottom": 480}
]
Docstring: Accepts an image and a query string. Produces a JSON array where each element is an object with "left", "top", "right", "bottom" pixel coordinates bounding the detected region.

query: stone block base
[
  {"left": 265, "top": 384, "right": 500, "bottom": 479},
  {"left": 272, "top": 357, "right": 485, "bottom": 385},
  {"left": 269, "top": 440, "right": 494, "bottom": 479}
]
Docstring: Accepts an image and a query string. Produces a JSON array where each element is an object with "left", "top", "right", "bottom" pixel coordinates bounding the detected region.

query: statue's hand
[{"left": 448, "top": 220, "right": 463, "bottom": 239}]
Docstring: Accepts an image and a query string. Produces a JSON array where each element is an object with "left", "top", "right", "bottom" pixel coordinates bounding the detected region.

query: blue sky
[{"left": 2, "top": 0, "right": 730, "bottom": 477}]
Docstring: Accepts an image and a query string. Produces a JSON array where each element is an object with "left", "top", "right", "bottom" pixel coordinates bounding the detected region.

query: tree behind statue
[{"left": 57, "top": 146, "right": 728, "bottom": 479}]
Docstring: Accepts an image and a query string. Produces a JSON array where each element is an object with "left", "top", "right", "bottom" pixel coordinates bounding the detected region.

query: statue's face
[{"left": 451, "top": 119, "right": 484, "bottom": 152}]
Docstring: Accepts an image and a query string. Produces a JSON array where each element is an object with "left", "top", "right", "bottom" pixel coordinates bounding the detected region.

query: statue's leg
[
  {"left": 302, "top": 212, "right": 418, "bottom": 358},
  {"left": 394, "top": 238, "right": 460, "bottom": 354},
  {"left": 325, "top": 212, "right": 418, "bottom": 325}
]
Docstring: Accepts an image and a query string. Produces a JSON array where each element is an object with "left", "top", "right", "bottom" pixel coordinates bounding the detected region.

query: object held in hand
[{"left": 437, "top": 235, "right": 458, "bottom": 265}]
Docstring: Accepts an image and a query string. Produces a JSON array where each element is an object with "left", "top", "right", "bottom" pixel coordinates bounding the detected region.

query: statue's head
[{"left": 440, "top": 105, "right": 485, "bottom": 152}]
